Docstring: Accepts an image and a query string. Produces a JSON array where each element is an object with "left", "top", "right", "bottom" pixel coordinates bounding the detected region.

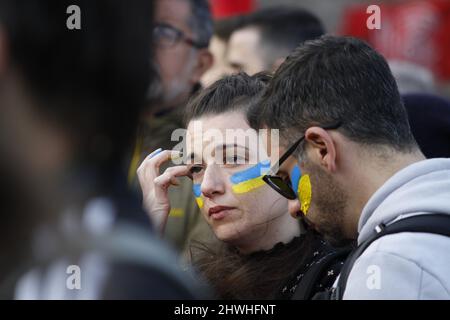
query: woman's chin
[{"left": 213, "top": 225, "right": 244, "bottom": 244}]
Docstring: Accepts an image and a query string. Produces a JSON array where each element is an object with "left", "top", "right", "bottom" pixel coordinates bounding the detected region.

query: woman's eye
[
  {"left": 225, "top": 155, "right": 245, "bottom": 165},
  {"left": 189, "top": 166, "right": 204, "bottom": 174}
]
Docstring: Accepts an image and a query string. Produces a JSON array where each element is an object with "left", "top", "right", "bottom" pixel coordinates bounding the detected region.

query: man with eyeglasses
[
  {"left": 253, "top": 35, "right": 450, "bottom": 299},
  {"left": 129, "top": 0, "right": 215, "bottom": 253},
  {"left": 151, "top": 0, "right": 213, "bottom": 110}
]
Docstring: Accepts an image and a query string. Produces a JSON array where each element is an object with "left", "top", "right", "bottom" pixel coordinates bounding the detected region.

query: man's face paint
[
  {"left": 298, "top": 175, "right": 312, "bottom": 215},
  {"left": 192, "top": 183, "right": 204, "bottom": 208},
  {"left": 290, "top": 165, "right": 312, "bottom": 216},
  {"left": 230, "top": 160, "right": 271, "bottom": 194},
  {"left": 290, "top": 165, "right": 301, "bottom": 196}
]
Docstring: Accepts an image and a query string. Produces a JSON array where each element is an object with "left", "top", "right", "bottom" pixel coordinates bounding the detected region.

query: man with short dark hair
[
  {"left": 256, "top": 35, "right": 450, "bottom": 299},
  {"left": 227, "top": 6, "right": 324, "bottom": 75}
]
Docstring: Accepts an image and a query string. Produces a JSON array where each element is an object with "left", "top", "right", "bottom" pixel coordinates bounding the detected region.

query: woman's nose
[
  {"left": 201, "top": 165, "right": 225, "bottom": 198},
  {"left": 288, "top": 199, "right": 301, "bottom": 218}
]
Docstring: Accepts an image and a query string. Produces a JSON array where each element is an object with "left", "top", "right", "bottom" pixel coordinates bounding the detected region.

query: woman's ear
[{"left": 304, "top": 127, "right": 337, "bottom": 172}]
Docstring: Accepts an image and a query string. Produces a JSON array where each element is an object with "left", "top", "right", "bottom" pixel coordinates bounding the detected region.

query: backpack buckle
[{"left": 375, "top": 222, "right": 386, "bottom": 233}]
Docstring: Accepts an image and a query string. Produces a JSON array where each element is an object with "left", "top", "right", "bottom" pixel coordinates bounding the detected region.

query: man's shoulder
[{"left": 344, "top": 232, "right": 450, "bottom": 299}]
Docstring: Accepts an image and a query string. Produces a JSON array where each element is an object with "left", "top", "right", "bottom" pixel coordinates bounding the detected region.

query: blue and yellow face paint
[
  {"left": 192, "top": 183, "right": 203, "bottom": 208},
  {"left": 298, "top": 174, "right": 312, "bottom": 215},
  {"left": 291, "top": 165, "right": 312, "bottom": 216},
  {"left": 229, "top": 160, "right": 271, "bottom": 194},
  {"left": 290, "top": 166, "right": 301, "bottom": 196}
]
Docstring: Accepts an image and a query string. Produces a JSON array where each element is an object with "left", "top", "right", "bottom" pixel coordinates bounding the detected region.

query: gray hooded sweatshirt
[{"left": 343, "top": 158, "right": 450, "bottom": 299}]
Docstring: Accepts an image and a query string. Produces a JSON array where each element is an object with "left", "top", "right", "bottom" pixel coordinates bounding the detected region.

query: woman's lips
[{"left": 208, "top": 205, "right": 235, "bottom": 220}]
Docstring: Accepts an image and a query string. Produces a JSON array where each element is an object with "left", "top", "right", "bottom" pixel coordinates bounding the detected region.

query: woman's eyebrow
[
  {"left": 220, "top": 143, "right": 249, "bottom": 151},
  {"left": 186, "top": 144, "right": 249, "bottom": 164},
  {"left": 221, "top": 144, "right": 250, "bottom": 163}
]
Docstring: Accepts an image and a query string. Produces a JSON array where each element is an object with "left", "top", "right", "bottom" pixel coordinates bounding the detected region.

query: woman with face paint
[{"left": 137, "top": 73, "right": 346, "bottom": 299}]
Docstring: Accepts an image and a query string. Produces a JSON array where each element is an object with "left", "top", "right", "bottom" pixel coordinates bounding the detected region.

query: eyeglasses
[
  {"left": 262, "top": 122, "right": 342, "bottom": 200},
  {"left": 153, "top": 22, "right": 206, "bottom": 49}
]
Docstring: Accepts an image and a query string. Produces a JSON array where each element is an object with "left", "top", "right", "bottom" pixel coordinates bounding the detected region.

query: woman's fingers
[
  {"left": 153, "top": 165, "right": 191, "bottom": 193},
  {"left": 151, "top": 165, "right": 190, "bottom": 216},
  {"left": 137, "top": 149, "right": 182, "bottom": 194},
  {"left": 136, "top": 149, "right": 190, "bottom": 234},
  {"left": 138, "top": 149, "right": 181, "bottom": 175}
]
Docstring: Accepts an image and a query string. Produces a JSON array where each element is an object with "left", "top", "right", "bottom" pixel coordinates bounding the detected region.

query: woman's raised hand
[{"left": 137, "top": 148, "right": 191, "bottom": 233}]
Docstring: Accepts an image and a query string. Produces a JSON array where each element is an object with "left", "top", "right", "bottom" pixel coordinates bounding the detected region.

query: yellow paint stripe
[
  {"left": 195, "top": 197, "right": 204, "bottom": 209},
  {"left": 169, "top": 208, "right": 184, "bottom": 217},
  {"left": 298, "top": 174, "right": 312, "bottom": 216},
  {"left": 231, "top": 176, "right": 266, "bottom": 194}
]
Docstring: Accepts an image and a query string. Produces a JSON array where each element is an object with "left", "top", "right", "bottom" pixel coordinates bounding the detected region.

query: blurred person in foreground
[{"left": 0, "top": 0, "right": 205, "bottom": 299}]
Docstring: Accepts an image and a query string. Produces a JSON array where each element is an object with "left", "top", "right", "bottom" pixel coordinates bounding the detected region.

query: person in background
[
  {"left": 200, "top": 0, "right": 256, "bottom": 86},
  {"left": 403, "top": 93, "right": 450, "bottom": 158},
  {"left": 0, "top": 0, "right": 205, "bottom": 299},
  {"left": 129, "top": 0, "right": 215, "bottom": 252},
  {"left": 227, "top": 6, "right": 325, "bottom": 75}
]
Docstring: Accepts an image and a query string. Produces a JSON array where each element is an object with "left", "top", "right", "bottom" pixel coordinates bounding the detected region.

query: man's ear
[
  {"left": 304, "top": 127, "right": 337, "bottom": 172},
  {"left": 288, "top": 199, "right": 301, "bottom": 219},
  {"left": 190, "top": 48, "right": 213, "bottom": 85}
]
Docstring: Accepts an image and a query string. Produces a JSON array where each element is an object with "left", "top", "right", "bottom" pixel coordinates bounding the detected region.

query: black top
[
  {"left": 197, "top": 227, "right": 350, "bottom": 300},
  {"left": 276, "top": 236, "right": 347, "bottom": 299},
  {"left": 239, "top": 228, "right": 349, "bottom": 300}
]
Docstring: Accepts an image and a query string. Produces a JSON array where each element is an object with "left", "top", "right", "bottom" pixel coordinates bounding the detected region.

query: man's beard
[
  {"left": 303, "top": 160, "right": 350, "bottom": 247},
  {"left": 147, "top": 51, "right": 197, "bottom": 111},
  {"left": 146, "top": 68, "right": 190, "bottom": 111}
]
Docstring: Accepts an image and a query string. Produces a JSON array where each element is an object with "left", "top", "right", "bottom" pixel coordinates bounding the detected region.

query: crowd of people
[{"left": 0, "top": 0, "right": 449, "bottom": 300}]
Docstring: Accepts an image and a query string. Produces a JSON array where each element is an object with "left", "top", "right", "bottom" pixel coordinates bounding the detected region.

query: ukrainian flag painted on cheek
[
  {"left": 291, "top": 165, "right": 312, "bottom": 216},
  {"left": 192, "top": 183, "right": 203, "bottom": 208},
  {"left": 230, "top": 160, "right": 271, "bottom": 194},
  {"left": 290, "top": 165, "right": 301, "bottom": 196}
]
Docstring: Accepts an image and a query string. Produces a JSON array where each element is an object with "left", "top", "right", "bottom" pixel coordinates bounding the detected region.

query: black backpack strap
[
  {"left": 291, "top": 247, "right": 351, "bottom": 300},
  {"left": 333, "top": 214, "right": 450, "bottom": 300}
]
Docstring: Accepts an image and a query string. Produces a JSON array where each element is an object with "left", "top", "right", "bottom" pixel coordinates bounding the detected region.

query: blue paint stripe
[
  {"left": 290, "top": 165, "right": 301, "bottom": 195},
  {"left": 230, "top": 160, "right": 271, "bottom": 184},
  {"left": 192, "top": 183, "right": 202, "bottom": 197},
  {"left": 147, "top": 148, "right": 163, "bottom": 159}
]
